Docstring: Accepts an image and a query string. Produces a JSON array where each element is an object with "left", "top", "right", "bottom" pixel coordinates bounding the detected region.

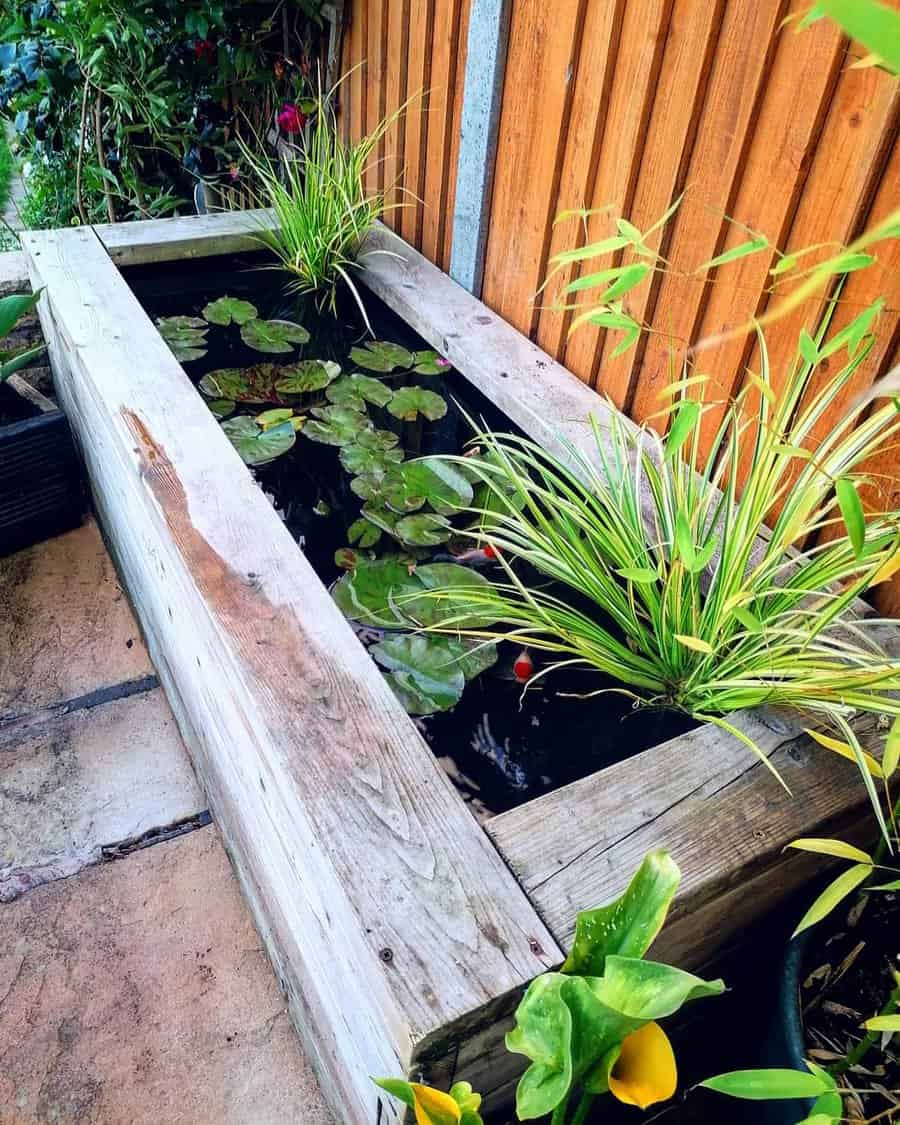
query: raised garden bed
[{"left": 21, "top": 213, "right": 889, "bottom": 1124}]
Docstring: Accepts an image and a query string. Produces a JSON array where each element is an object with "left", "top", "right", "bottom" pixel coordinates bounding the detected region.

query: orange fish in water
[{"left": 513, "top": 649, "right": 533, "bottom": 682}]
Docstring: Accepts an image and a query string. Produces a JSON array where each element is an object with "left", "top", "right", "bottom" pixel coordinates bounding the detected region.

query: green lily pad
[
  {"left": 202, "top": 296, "right": 258, "bottom": 326},
  {"left": 241, "top": 318, "right": 310, "bottom": 354},
  {"left": 394, "top": 512, "right": 452, "bottom": 546},
  {"left": 207, "top": 398, "right": 235, "bottom": 419},
  {"left": 340, "top": 442, "right": 404, "bottom": 476},
  {"left": 198, "top": 365, "right": 280, "bottom": 404},
  {"left": 350, "top": 340, "right": 414, "bottom": 372},
  {"left": 412, "top": 349, "right": 451, "bottom": 375},
  {"left": 347, "top": 518, "right": 382, "bottom": 548},
  {"left": 256, "top": 407, "right": 295, "bottom": 429},
  {"left": 326, "top": 374, "right": 394, "bottom": 409},
  {"left": 386, "top": 458, "right": 473, "bottom": 515},
  {"left": 157, "top": 315, "right": 208, "bottom": 362},
  {"left": 359, "top": 505, "right": 402, "bottom": 538},
  {"left": 387, "top": 386, "right": 447, "bottom": 422},
  {"left": 349, "top": 474, "right": 386, "bottom": 501},
  {"left": 332, "top": 558, "right": 495, "bottom": 628},
  {"left": 303, "top": 404, "right": 374, "bottom": 446},
  {"left": 221, "top": 416, "right": 296, "bottom": 466},
  {"left": 355, "top": 428, "right": 401, "bottom": 451},
  {"left": 275, "top": 359, "right": 341, "bottom": 394},
  {"left": 371, "top": 634, "right": 498, "bottom": 715}
]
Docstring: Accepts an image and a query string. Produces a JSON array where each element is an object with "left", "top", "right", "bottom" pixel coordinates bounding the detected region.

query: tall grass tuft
[
  {"left": 238, "top": 81, "right": 408, "bottom": 328},
  {"left": 425, "top": 304, "right": 900, "bottom": 816}
]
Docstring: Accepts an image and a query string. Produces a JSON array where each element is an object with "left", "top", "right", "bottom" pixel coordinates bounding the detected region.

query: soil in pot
[{"left": 125, "top": 253, "right": 696, "bottom": 817}]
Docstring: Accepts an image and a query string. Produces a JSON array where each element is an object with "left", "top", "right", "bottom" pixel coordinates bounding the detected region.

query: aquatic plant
[
  {"left": 238, "top": 82, "right": 408, "bottom": 326},
  {"left": 420, "top": 306, "right": 900, "bottom": 802},
  {"left": 375, "top": 851, "right": 724, "bottom": 1123}
]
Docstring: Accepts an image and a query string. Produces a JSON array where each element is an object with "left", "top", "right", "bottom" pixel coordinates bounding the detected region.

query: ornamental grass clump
[
  {"left": 425, "top": 303, "right": 900, "bottom": 799},
  {"left": 238, "top": 81, "right": 407, "bottom": 326}
]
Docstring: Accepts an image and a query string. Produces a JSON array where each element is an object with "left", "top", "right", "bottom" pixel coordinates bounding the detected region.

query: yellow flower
[
  {"left": 410, "top": 1083, "right": 461, "bottom": 1125},
  {"left": 607, "top": 1022, "right": 677, "bottom": 1109}
]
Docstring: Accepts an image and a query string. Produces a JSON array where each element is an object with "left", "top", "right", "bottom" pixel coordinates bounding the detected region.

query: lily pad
[
  {"left": 355, "top": 428, "right": 401, "bottom": 451},
  {"left": 371, "top": 634, "right": 498, "bottom": 715},
  {"left": 207, "top": 398, "right": 235, "bottom": 419},
  {"left": 412, "top": 350, "right": 451, "bottom": 375},
  {"left": 331, "top": 558, "right": 495, "bottom": 628},
  {"left": 326, "top": 374, "right": 394, "bottom": 409},
  {"left": 359, "top": 505, "right": 402, "bottom": 538},
  {"left": 347, "top": 518, "right": 382, "bottom": 549},
  {"left": 241, "top": 318, "right": 310, "bottom": 354},
  {"left": 394, "top": 512, "right": 452, "bottom": 546},
  {"left": 275, "top": 359, "right": 341, "bottom": 394},
  {"left": 303, "top": 404, "right": 374, "bottom": 446},
  {"left": 157, "top": 316, "right": 208, "bottom": 362},
  {"left": 202, "top": 296, "right": 258, "bottom": 326},
  {"left": 255, "top": 407, "right": 302, "bottom": 431},
  {"left": 386, "top": 458, "right": 473, "bottom": 515},
  {"left": 387, "top": 386, "right": 447, "bottom": 422},
  {"left": 350, "top": 340, "right": 414, "bottom": 372},
  {"left": 221, "top": 416, "right": 296, "bottom": 466},
  {"left": 339, "top": 442, "right": 404, "bottom": 476},
  {"left": 198, "top": 365, "right": 279, "bottom": 404}
]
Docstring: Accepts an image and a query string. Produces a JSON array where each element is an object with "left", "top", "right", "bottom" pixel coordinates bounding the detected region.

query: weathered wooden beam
[
  {"left": 0, "top": 250, "right": 28, "bottom": 295},
  {"left": 448, "top": 0, "right": 513, "bottom": 294},
  {"left": 92, "top": 209, "right": 275, "bottom": 266},
  {"left": 23, "top": 224, "right": 560, "bottom": 1125}
]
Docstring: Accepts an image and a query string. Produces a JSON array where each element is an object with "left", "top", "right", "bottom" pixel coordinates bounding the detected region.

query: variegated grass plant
[
  {"left": 425, "top": 304, "right": 900, "bottom": 830},
  {"left": 237, "top": 79, "right": 408, "bottom": 328}
]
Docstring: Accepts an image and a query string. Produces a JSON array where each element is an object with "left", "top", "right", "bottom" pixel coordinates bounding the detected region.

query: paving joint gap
[
  {"left": 101, "top": 810, "right": 213, "bottom": 861},
  {"left": 0, "top": 673, "right": 160, "bottom": 740}
]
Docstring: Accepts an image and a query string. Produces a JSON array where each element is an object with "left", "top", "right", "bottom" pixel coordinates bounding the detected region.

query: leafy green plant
[
  {"left": 375, "top": 851, "right": 724, "bottom": 1123},
  {"left": 418, "top": 305, "right": 900, "bottom": 798},
  {"left": 238, "top": 82, "right": 409, "bottom": 325},
  {"left": 0, "top": 290, "right": 45, "bottom": 381}
]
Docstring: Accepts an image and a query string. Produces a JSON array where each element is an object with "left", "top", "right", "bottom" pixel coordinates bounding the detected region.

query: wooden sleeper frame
[{"left": 17, "top": 213, "right": 886, "bottom": 1124}]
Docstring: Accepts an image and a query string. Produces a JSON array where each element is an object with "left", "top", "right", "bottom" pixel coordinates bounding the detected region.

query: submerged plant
[
  {"left": 375, "top": 851, "right": 724, "bottom": 1123},
  {"left": 238, "top": 81, "right": 408, "bottom": 326},
  {"left": 418, "top": 304, "right": 900, "bottom": 794}
]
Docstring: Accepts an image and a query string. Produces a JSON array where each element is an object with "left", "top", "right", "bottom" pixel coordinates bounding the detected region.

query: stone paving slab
[
  {"left": 0, "top": 518, "right": 153, "bottom": 718},
  {"left": 1, "top": 687, "right": 206, "bottom": 900},
  {"left": 0, "top": 825, "right": 335, "bottom": 1125}
]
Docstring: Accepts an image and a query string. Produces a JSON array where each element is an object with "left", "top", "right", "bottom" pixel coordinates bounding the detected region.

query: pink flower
[
  {"left": 436, "top": 357, "right": 450, "bottom": 367},
  {"left": 277, "top": 103, "right": 306, "bottom": 135}
]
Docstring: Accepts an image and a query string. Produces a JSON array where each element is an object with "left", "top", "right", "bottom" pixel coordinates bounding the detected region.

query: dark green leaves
[
  {"left": 350, "top": 340, "right": 414, "bottom": 371},
  {"left": 274, "top": 359, "right": 341, "bottom": 394},
  {"left": 202, "top": 296, "right": 258, "bottom": 326},
  {"left": 332, "top": 559, "right": 494, "bottom": 628},
  {"left": 394, "top": 513, "right": 452, "bottom": 546},
  {"left": 388, "top": 386, "right": 448, "bottom": 421},
  {"left": 371, "top": 634, "right": 497, "bottom": 715},
  {"left": 326, "top": 373, "right": 394, "bottom": 408},
  {"left": 157, "top": 315, "right": 208, "bottom": 362},
  {"left": 304, "top": 404, "right": 373, "bottom": 446},
  {"left": 220, "top": 415, "right": 296, "bottom": 466},
  {"left": 240, "top": 317, "right": 310, "bottom": 353},
  {"left": 339, "top": 441, "right": 404, "bottom": 476}
]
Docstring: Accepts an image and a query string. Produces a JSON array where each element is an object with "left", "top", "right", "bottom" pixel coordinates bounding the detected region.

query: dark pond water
[{"left": 125, "top": 253, "right": 695, "bottom": 816}]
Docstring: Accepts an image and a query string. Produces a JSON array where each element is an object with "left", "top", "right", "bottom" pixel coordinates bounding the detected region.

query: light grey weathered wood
[{"left": 24, "top": 224, "right": 561, "bottom": 1125}]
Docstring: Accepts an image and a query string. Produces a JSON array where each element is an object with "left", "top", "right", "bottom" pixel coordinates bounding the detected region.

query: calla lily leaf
[
  {"left": 388, "top": 386, "right": 448, "bottom": 422},
  {"left": 157, "top": 315, "right": 208, "bottom": 362},
  {"left": 350, "top": 339, "right": 414, "bottom": 372},
  {"left": 593, "top": 956, "right": 725, "bottom": 1021},
  {"left": 326, "top": 373, "right": 394, "bottom": 408},
  {"left": 275, "top": 359, "right": 341, "bottom": 394},
  {"left": 507, "top": 975, "right": 576, "bottom": 1120},
  {"left": 304, "top": 404, "right": 373, "bottom": 446},
  {"left": 240, "top": 317, "right": 310, "bottom": 353},
  {"left": 202, "top": 295, "right": 258, "bottom": 326},
  {"left": 221, "top": 416, "right": 296, "bottom": 466},
  {"left": 563, "top": 850, "right": 681, "bottom": 976}
]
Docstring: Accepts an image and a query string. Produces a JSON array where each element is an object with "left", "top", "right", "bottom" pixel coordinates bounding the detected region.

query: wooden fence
[{"left": 340, "top": 0, "right": 900, "bottom": 609}]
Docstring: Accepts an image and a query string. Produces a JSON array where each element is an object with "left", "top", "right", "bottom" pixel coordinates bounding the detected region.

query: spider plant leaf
[
  {"left": 221, "top": 416, "right": 296, "bottom": 466},
  {"left": 792, "top": 863, "right": 873, "bottom": 937},
  {"left": 674, "top": 511, "right": 696, "bottom": 566},
  {"left": 326, "top": 373, "right": 393, "bottom": 408},
  {"left": 883, "top": 715, "right": 900, "bottom": 779},
  {"left": 276, "top": 359, "right": 342, "bottom": 394},
  {"left": 835, "top": 478, "right": 866, "bottom": 557},
  {"left": 241, "top": 318, "right": 310, "bottom": 354},
  {"left": 732, "top": 606, "right": 763, "bottom": 634},
  {"left": 387, "top": 386, "right": 448, "bottom": 422},
  {"left": 202, "top": 296, "right": 258, "bottom": 326},
  {"left": 786, "top": 838, "right": 873, "bottom": 864},
  {"left": 674, "top": 634, "right": 714, "bottom": 654},
  {"left": 350, "top": 340, "right": 414, "bottom": 372}
]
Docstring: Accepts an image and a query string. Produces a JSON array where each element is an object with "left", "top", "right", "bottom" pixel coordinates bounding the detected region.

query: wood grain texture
[
  {"left": 0, "top": 250, "right": 28, "bottom": 295},
  {"left": 24, "top": 225, "right": 560, "bottom": 1125}
]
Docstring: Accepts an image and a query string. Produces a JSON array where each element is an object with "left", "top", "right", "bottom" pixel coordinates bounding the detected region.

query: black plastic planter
[{"left": 0, "top": 383, "right": 86, "bottom": 557}]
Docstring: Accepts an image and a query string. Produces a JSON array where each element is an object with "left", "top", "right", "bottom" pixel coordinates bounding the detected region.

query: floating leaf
[
  {"left": 304, "top": 404, "right": 373, "bottom": 446},
  {"left": 385, "top": 458, "right": 474, "bottom": 515},
  {"left": 157, "top": 315, "right": 208, "bottom": 362},
  {"left": 275, "top": 359, "right": 341, "bottom": 394},
  {"left": 207, "top": 398, "right": 235, "bottom": 419},
  {"left": 394, "top": 513, "right": 453, "bottom": 546},
  {"left": 388, "top": 386, "right": 448, "bottom": 422},
  {"left": 347, "top": 518, "right": 382, "bottom": 548},
  {"left": 360, "top": 504, "right": 403, "bottom": 538},
  {"left": 413, "top": 350, "right": 451, "bottom": 375},
  {"left": 199, "top": 365, "right": 279, "bottom": 404},
  {"left": 340, "top": 442, "right": 404, "bottom": 476},
  {"left": 350, "top": 340, "right": 414, "bottom": 372},
  {"left": 326, "top": 373, "right": 394, "bottom": 408},
  {"left": 202, "top": 296, "right": 258, "bottom": 326},
  {"left": 241, "top": 317, "right": 310, "bottom": 354},
  {"left": 356, "top": 427, "right": 401, "bottom": 451},
  {"left": 371, "top": 634, "right": 497, "bottom": 715},
  {"left": 332, "top": 559, "right": 494, "bottom": 628},
  {"left": 335, "top": 547, "right": 359, "bottom": 570},
  {"left": 221, "top": 416, "right": 296, "bottom": 466}
]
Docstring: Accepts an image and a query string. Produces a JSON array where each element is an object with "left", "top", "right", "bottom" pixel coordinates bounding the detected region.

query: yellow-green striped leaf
[
  {"left": 674, "top": 634, "right": 714, "bottom": 654},
  {"left": 883, "top": 715, "right": 900, "bottom": 779},
  {"left": 787, "top": 838, "right": 873, "bottom": 864},
  {"left": 793, "top": 863, "right": 873, "bottom": 937},
  {"left": 804, "top": 728, "right": 885, "bottom": 779}
]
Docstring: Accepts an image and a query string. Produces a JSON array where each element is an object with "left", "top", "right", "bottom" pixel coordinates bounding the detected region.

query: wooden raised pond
[{"left": 19, "top": 213, "right": 883, "bottom": 1124}]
